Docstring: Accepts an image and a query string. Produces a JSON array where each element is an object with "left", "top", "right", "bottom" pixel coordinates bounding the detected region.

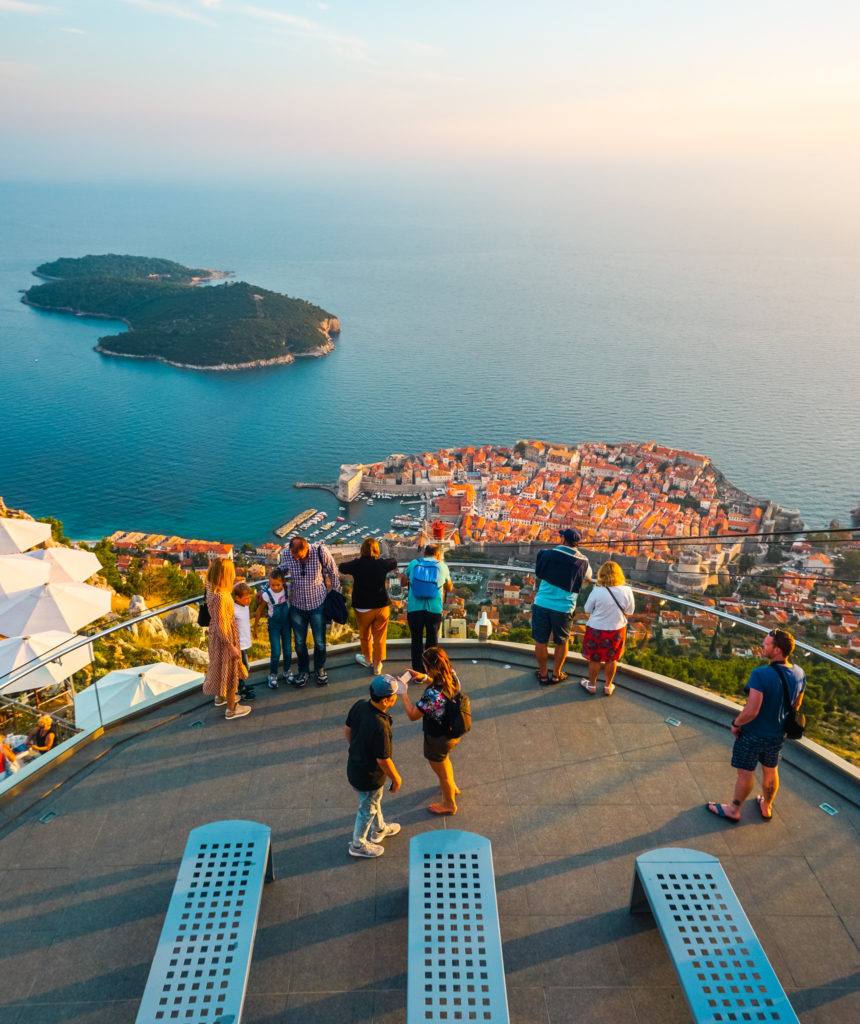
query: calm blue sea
[{"left": 0, "top": 180, "right": 857, "bottom": 544}]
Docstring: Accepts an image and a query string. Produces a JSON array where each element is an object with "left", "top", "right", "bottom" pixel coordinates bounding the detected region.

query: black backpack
[
  {"left": 443, "top": 691, "right": 472, "bottom": 739},
  {"left": 773, "top": 664, "right": 806, "bottom": 740}
]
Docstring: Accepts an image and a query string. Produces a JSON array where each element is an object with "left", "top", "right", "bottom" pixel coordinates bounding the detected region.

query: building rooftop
[{"left": 1, "top": 646, "right": 858, "bottom": 1024}]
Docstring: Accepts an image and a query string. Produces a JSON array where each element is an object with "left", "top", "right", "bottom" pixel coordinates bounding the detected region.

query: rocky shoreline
[{"left": 92, "top": 339, "right": 335, "bottom": 371}]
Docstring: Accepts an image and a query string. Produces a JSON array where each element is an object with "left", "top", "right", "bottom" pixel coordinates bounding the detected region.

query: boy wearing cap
[
  {"left": 532, "top": 527, "right": 592, "bottom": 685},
  {"left": 344, "top": 674, "right": 407, "bottom": 858}
]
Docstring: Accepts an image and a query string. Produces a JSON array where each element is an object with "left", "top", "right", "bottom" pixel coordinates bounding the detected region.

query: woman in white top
[{"left": 581, "top": 561, "right": 635, "bottom": 696}]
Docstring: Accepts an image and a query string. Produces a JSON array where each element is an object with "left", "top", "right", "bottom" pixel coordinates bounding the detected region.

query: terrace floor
[{"left": 0, "top": 647, "right": 858, "bottom": 1024}]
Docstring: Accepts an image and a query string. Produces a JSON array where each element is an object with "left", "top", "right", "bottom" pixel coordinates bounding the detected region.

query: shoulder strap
[{"left": 772, "top": 663, "right": 795, "bottom": 714}]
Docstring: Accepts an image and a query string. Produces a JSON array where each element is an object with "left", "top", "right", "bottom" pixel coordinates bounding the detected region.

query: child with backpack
[
  {"left": 401, "top": 543, "right": 452, "bottom": 671},
  {"left": 252, "top": 567, "right": 294, "bottom": 688},
  {"left": 400, "top": 647, "right": 470, "bottom": 815}
]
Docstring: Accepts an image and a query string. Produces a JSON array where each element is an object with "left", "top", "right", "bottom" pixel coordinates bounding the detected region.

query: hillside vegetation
[{"left": 24, "top": 254, "right": 339, "bottom": 368}]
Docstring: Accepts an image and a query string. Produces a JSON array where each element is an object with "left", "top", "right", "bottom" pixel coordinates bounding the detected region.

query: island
[{"left": 21, "top": 254, "right": 340, "bottom": 370}]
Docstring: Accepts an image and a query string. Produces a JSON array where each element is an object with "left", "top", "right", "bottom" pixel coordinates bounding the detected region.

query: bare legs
[
  {"left": 535, "top": 641, "right": 569, "bottom": 681},
  {"left": 429, "top": 757, "right": 458, "bottom": 813},
  {"left": 759, "top": 765, "right": 779, "bottom": 817},
  {"left": 585, "top": 659, "right": 617, "bottom": 694}
]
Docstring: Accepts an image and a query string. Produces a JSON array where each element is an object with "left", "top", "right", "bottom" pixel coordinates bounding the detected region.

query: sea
[{"left": 0, "top": 179, "right": 857, "bottom": 546}]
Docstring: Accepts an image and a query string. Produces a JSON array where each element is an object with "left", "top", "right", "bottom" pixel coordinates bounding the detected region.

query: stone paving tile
[
  {"left": 370, "top": 989, "right": 407, "bottom": 1024},
  {"left": 505, "top": 986, "right": 551, "bottom": 1024},
  {"left": 552, "top": 723, "right": 621, "bottom": 762},
  {"left": 284, "top": 990, "right": 375, "bottom": 1022},
  {"left": 630, "top": 759, "right": 704, "bottom": 806},
  {"left": 787, "top": 985, "right": 860, "bottom": 1023},
  {"left": 566, "top": 754, "right": 635, "bottom": 805},
  {"left": 505, "top": 765, "right": 574, "bottom": 805},
  {"left": 14, "top": 1002, "right": 139, "bottom": 1024},
  {"left": 626, "top": 986, "right": 690, "bottom": 1024},
  {"left": 762, "top": 914, "right": 860, "bottom": 989},
  {"left": 501, "top": 913, "right": 626, "bottom": 989},
  {"left": 241, "top": 994, "right": 290, "bottom": 1024},
  {"left": 733, "top": 854, "right": 836, "bottom": 917},
  {"left": 544, "top": 986, "right": 639, "bottom": 1023}
]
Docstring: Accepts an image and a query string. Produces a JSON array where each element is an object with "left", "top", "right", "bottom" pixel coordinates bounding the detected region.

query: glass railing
[{"left": 3, "top": 561, "right": 858, "bottom": 773}]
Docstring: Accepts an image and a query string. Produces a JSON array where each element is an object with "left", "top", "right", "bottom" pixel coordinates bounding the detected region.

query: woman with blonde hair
[
  {"left": 339, "top": 537, "right": 398, "bottom": 675},
  {"left": 401, "top": 647, "right": 465, "bottom": 814},
  {"left": 581, "top": 561, "right": 635, "bottom": 695},
  {"left": 202, "top": 558, "right": 250, "bottom": 719}
]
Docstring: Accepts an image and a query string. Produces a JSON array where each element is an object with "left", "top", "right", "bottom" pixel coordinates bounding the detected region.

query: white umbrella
[
  {"left": 0, "top": 581, "right": 111, "bottom": 637},
  {"left": 0, "top": 517, "right": 52, "bottom": 555},
  {"left": 26, "top": 547, "right": 102, "bottom": 584},
  {"left": 74, "top": 662, "right": 204, "bottom": 731},
  {"left": 0, "top": 554, "right": 51, "bottom": 599},
  {"left": 0, "top": 630, "right": 93, "bottom": 695}
]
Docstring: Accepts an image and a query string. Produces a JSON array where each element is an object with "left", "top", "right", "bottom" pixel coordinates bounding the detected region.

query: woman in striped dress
[{"left": 202, "top": 558, "right": 251, "bottom": 719}]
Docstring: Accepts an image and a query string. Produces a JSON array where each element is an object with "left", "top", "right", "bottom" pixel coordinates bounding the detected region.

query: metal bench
[
  {"left": 408, "top": 829, "right": 509, "bottom": 1024},
  {"left": 630, "top": 847, "right": 798, "bottom": 1023},
  {"left": 135, "top": 819, "right": 274, "bottom": 1024}
]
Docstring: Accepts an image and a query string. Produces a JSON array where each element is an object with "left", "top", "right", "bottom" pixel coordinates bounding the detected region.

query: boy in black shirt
[{"left": 345, "top": 674, "right": 407, "bottom": 858}]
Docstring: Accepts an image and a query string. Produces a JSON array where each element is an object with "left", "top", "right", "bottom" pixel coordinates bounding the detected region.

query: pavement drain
[
  {"left": 665, "top": 716, "right": 681, "bottom": 727},
  {"left": 189, "top": 720, "right": 204, "bottom": 729},
  {"left": 819, "top": 803, "right": 839, "bottom": 815},
  {"left": 38, "top": 810, "right": 57, "bottom": 823}
]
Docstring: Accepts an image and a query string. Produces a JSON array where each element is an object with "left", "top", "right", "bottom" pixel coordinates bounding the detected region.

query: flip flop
[
  {"left": 428, "top": 803, "right": 457, "bottom": 815},
  {"left": 706, "top": 801, "right": 740, "bottom": 823},
  {"left": 554, "top": 670, "right": 569, "bottom": 682},
  {"left": 580, "top": 679, "right": 597, "bottom": 694},
  {"left": 756, "top": 796, "right": 773, "bottom": 821}
]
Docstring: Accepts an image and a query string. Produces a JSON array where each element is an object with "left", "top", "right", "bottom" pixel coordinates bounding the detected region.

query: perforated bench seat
[
  {"left": 408, "top": 829, "right": 509, "bottom": 1024},
  {"left": 135, "top": 820, "right": 274, "bottom": 1024},
  {"left": 630, "top": 847, "right": 798, "bottom": 1023}
]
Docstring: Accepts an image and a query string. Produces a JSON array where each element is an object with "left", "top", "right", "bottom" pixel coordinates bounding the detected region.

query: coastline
[{"left": 22, "top": 294, "right": 338, "bottom": 371}]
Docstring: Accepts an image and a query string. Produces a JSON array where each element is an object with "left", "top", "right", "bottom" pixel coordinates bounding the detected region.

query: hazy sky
[{"left": 2, "top": 0, "right": 859, "bottom": 205}]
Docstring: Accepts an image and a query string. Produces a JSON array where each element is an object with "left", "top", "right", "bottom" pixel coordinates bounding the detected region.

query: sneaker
[
  {"left": 315, "top": 669, "right": 328, "bottom": 686},
  {"left": 225, "top": 704, "right": 252, "bottom": 720},
  {"left": 355, "top": 653, "right": 371, "bottom": 668},
  {"left": 348, "top": 841, "right": 384, "bottom": 858},
  {"left": 214, "top": 696, "right": 227, "bottom": 707},
  {"left": 267, "top": 674, "right": 279, "bottom": 689},
  {"left": 370, "top": 822, "right": 401, "bottom": 843},
  {"left": 373, "top": 662, "right": 383, "bottom": 675},
  {"left": 285, "top": 672, "right": 297, "bottom": 686},
  {"left": 292, "top": 673, "right": 309, "bottom": 688}
]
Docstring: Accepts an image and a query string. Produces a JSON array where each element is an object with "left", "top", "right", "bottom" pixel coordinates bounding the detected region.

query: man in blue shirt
[
  {"left": 401, "top": 544, "right": 453, "bottom": 671},
  {"left": 707, "top": 628, "right": 806, "bottom": 822},
  {"left": 531, "top": 527, "right": 592, "bottom": 685}
]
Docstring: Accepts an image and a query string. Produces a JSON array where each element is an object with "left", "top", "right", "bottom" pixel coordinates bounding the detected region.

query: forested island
[{"left": 22, "top": 254, "right": 340, "bottom": 370}]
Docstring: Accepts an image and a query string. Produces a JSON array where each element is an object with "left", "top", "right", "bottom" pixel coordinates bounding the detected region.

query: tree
[
  {"left": 765, "top": 544, "right": 783, "bottom": 564},
  {"left": 38, "top": 516, "right": 71, "bottom": 546},
  {"left": 737, "top": 553, "right": 755, "bottom": 574},
  {"left": 834, "top": 550, "right": 860, "bottom": 582}
]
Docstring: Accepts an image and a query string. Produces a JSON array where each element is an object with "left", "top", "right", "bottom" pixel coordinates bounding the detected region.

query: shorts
[
  {"left": 531, "top": 604, "right": 573, "bottom": 644},
  {"left": 423, "top": 732, "right": 460, "bottom": 763},
  {"left": 731, "top": 732, "right": 784, "bottom": 771}
]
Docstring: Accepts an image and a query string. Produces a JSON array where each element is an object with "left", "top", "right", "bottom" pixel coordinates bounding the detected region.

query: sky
[{"left": 2, "top": 0, "right": 860, "bottom": 211}]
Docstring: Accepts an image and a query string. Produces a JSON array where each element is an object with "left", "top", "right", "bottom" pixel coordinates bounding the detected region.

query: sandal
[
  {"left": 428, "top": 803, "right": 457, "bottom": 815},
  {"left": 536, "top": 670, "right": 551, "bottom": 686},
  {"left": 580, "top": 679, "right": 596, "bottom": 694},
  {"left": 604, "top": 682, "right": 615, "bottom": 696},
  {"left": 554, "top": 670, "right": 569, "bottom": 682}
]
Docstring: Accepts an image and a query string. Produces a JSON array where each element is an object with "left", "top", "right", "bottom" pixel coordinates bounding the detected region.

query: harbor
[{"left": 273, "top": 507, "right": 318, "bottom": 538}]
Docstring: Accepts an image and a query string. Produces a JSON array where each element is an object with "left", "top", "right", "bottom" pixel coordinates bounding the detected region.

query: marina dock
[{"left": 273, "top": 507, "right": 318, "bottom": 538}]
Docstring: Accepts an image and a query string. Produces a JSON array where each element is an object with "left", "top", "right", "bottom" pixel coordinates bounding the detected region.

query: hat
[
  {"left": 370, "top": 674, "right": 408, "bottom": 698},
  {"left": 560, "top": 527, "right": 582, "bottom": 545}
]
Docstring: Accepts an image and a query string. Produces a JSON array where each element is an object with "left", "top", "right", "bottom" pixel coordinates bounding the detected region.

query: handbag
[
  {"left": 773, "top": 663, "right": 806, "bottom": 740},
  {"left": 197, "top": 597, "right": 211, "bottom": 627}
]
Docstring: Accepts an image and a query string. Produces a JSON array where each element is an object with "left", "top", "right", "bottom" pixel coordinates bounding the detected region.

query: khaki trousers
[{"left": 354, "top": 606, "right": 391, "bottom": 667}]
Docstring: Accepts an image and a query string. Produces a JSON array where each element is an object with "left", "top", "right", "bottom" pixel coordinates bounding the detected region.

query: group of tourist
[{"left": 200, "top": 524, "right": 807, "bottom": 837}]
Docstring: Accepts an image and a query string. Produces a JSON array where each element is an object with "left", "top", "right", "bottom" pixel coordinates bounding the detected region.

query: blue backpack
[{"left": 411, "top": 558, "right": 440, "bottom": 599}]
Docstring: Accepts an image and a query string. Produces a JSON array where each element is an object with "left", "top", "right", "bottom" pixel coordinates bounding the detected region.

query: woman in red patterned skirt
[{"left": 581, "top": 561, "right": 635, "bottom": 695}]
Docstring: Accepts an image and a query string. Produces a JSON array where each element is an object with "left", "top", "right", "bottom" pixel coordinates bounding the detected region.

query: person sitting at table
[{"left": 27, "top": 715, "right": 56, "bottom": 755}]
